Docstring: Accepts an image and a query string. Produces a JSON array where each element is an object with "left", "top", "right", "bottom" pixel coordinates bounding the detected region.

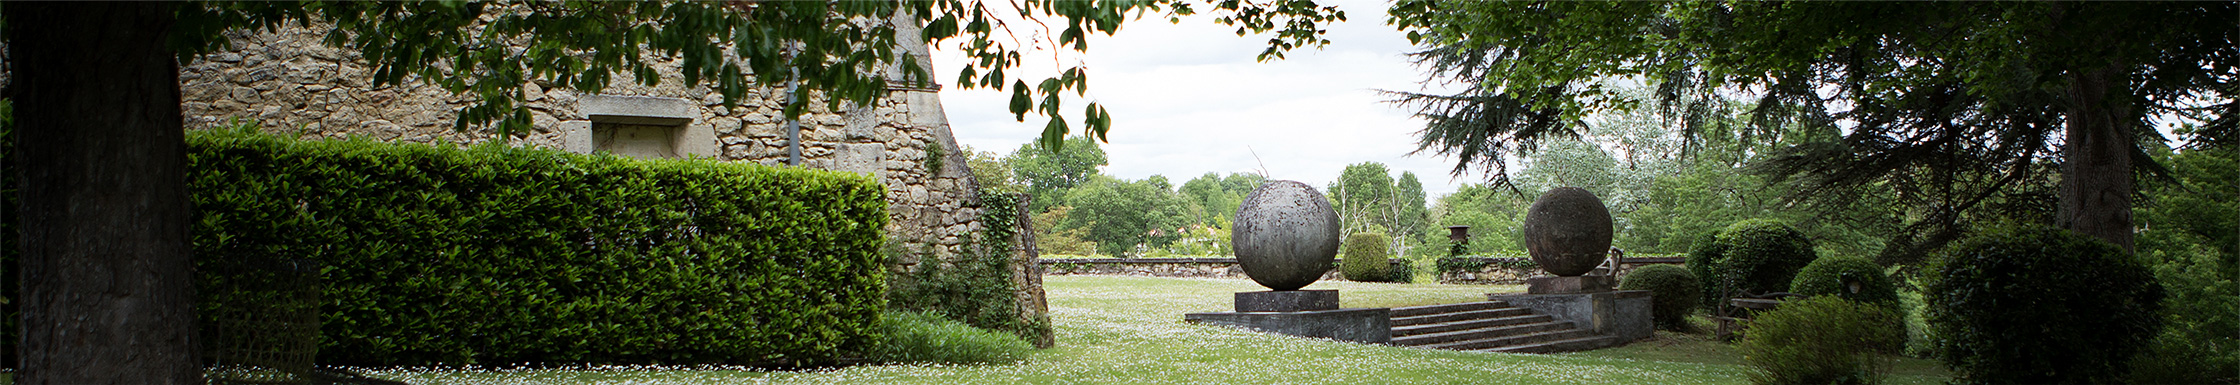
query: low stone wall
[
  {"left": 1437, "top": 256, "right": 1685, "bottom": 285},
  {"left": 1038, "top": 258, "right": 1377, "bottom": 281}
]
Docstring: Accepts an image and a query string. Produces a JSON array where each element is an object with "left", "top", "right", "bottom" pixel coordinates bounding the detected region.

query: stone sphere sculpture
[
  {"left": 1230, "top": 180, "right": 1342, "bottom": 291},
  {"left": 1520, "top": 187, "right": 1614, "bottom": 277}
]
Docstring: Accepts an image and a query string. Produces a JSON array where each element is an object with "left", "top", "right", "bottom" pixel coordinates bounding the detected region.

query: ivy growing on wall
[{"left": 885, "top": 191, "right": 1053, "bottom": 347}]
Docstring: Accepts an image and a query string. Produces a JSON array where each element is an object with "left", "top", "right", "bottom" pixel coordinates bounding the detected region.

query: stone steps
[{"left": 1387, "top": 300, "right": 1618, "bottom": 354}]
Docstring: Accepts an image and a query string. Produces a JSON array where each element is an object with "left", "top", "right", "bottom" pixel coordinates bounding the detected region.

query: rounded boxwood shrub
[
  {"left": 1790, "top": 257, "right": 1899, "bottom": 308},
  {"left": 1692, "top": 219, "right": 1818, "bottom": 311},
  {"left": 1926, "top": 225, "right": 2165, "bottom": 384},
  {"left": 1618, "top": 264, "right": 1700, "bottom": 330},
  {"left": 1340, "top": 233, "right": 1391, "bottom": 282},
  {"left": 1739, "top": 296, "right": 1905, "bottom": 385}
]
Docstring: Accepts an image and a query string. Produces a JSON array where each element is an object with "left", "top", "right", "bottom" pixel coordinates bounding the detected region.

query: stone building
[{"left": 168, "top": 14, "right": 1048, "bottom": 339}]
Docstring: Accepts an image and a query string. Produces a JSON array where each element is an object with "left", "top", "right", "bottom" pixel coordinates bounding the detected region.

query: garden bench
[{"left": 1713, "top": 292, "right": 1804, "bottom": 340}]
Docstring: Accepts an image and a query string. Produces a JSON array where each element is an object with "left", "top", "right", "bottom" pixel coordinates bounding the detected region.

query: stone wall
[
  {"left": 1039, "top": 258, "right": 1388, "bottom": 282},
  {"left": 1435, "top": 256, "right": 1685, "bottom": 285},
  {"left": 162, "top": 13, "right": 1043, "bottom": 329}
]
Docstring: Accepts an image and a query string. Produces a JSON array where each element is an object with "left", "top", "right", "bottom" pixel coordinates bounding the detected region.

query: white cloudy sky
[{"left": 929, "top": 0, "right": 1477, "bottom": 198}]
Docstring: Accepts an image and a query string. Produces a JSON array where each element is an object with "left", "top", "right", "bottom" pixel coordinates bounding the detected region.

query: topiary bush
[
  {"left": 1739, "top": 296, "right": 1905, "bottom": 385},
  {"left": 1790, "top": 257, "right": 1899, "bottom": 308},
  {"left": 1693, "top": 219, "right": 1818, "bottom": 312},
  {"left": 1926, "top": 225, "right": 2165, "bottom": 384},
  {"left": 1619, "top": 264, "right": 1700, "bottom": 331},
  {"left": 864, "top": 311, "right": 1033, "bottom": 365},
  {"left": 1340, "top": 233, "right": 1391, "bottom": 282}
]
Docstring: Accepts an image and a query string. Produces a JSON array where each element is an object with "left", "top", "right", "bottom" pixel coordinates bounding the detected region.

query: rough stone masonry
[{"left": 148, "top": 11, "right": 1047, "bottom": 332}]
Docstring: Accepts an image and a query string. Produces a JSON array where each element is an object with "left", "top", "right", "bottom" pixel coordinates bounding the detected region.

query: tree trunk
[
  {"left": 2058, "top": 63, "right": 2137, "bottom": 253},
  {"left": 7, "top": 3, "right": 201, "bottom": 384}
]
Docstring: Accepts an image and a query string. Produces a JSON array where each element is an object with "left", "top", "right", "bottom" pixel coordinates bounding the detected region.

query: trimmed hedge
[
  {"left": 1341, "top": 233, "right": 1392, "bottom": 282},
  {"left": 1926, "top": 224, "right": 2165, "bottom": 384},
  {"left": 184, "top": 127, "right": 890, "bottom": 366},
  {"left": 1790, "top": 257, "right": 1898, "bottom": 308},
  {"left": 1618, "top": 264, "right": 1699, "bottom": 331}
]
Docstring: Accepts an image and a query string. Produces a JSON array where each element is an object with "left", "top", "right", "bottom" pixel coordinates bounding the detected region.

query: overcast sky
[{"left": 930, "top": 0, "right": 1476, "bottom": 198}]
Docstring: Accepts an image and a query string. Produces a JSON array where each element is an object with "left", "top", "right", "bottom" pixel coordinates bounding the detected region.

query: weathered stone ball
[
  {"left": 1230, "top": 180, "right": 1342, "bottom": 291},
  {"left": 1521, "top": 187, "right": 1614, "bottom": 277}
]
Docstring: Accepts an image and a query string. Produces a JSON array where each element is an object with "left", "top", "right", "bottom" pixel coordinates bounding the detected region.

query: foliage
[
  {"left": 1340, "top": 233, "right": 1393, "bottom": 282},
  {"left": 1385, "top": 260, "right": 1415, "bottom": 284},
  {"left": 1384, "top": 1, "right": 2234, "bottom": 262},
  {"left": 1030, "top": 206, "right": 1098, "bottom": 256},
  {"left": 1790, "top": 257, "right": 1899, "bottom": 309},
  {"left": 864, "top": 311, "right": 1033, "bottom": 366},
  {"left": 1926, "top": 225, "right": 2165, "bottom": 384},
  {"left": 2128, "top": 143, "right": 2239, "bottom": 384},
  {"left": 168, "top": 127, "right": 889, "bottom": 366},
  {"left": 1617, "top": 264, "right": 1699, "bottom": 331},
  {"left": 887, "top": 192, "right": 1051, "bottom": 347},
  {"left": 1179, "top": 172, "right": 1264, "bottom": 230},
  {"left": 1011, "top": 136, "right": 1108, "bottom": 212},
  {"left": 1692, "top": 220, "right": 1818, "bottom": 311},
  {"left": 1739, "top": 297, "right": 1905, "bottom": 385},
  {"left": 961, "top": 145, "right": 1022, "bottom": 194},
  {"left": 1060, "top": 175, "right": 1195, "bottom": 256}
]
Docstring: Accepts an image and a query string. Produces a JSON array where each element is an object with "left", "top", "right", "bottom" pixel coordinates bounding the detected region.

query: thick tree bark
[
  {"left": 2058, "top": 64, "right": 2137, "bottom": 253},
  {"left": 7, "top": 3, "right": 200, "bottom": 384}
]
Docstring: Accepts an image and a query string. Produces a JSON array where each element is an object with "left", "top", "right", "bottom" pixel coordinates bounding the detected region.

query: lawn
[{"left": 350, "top": 275, "right": 1950, "bottom": 384}]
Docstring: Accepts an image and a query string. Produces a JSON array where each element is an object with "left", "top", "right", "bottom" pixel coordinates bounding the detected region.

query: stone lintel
[
  {"left": 1526, "top": 275, "right": 1614, "bottom": 294},
  {"left": 583, "top": 95, "right": 696, "bottom": 126},
  {"left": 1183, "top": 307, "right": 1391, "bottom": 344},
  {"left": 1235, "top": 289, "right": 1339, "bottom": 312}
]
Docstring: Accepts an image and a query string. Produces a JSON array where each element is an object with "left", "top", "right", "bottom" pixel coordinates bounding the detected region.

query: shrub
[
  {"left": 1739, "top": 296, "right": 1904, "bottom": 385},
  {"left": 1684, "top": 233, "right": 1727, "bottom": 310},
  {"left": 1618, "top": 264, "right": 1700, "bottom": 331},
  {"left": 1790, "top": 257, "right": 1899, "bottom": 308},
  {"left": 1340, "top": 233, "right": 1391, "bottom": 282},
  {"left": 1694, "top": 219, "right": 1817, "bottom": 311},
  {"left": 864, "top": 311, "right": 1033, "bottom": 365},
  {"left": 1926, "top": 225, "right": 2165, "bottom": 384},
  {"left": 2126, "top": 241, "right": 2238, "bottom": 384},
  {"left": 158, "top": 128, "right": 891, "bottom": 366},
  {"left": 887, "top": 192, "right": 1054, "bottom": 348},
  {"left": 1385, "top": 259, "right": 1416, "bottom": 283}
]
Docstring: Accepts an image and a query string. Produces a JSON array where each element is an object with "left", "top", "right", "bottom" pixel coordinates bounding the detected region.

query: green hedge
[
  {"left": 1340, "top": 233, "right": 1392, "bottom": 282},
  {"left": 180, "top": 128, "right": 890, "bottom": 366}
]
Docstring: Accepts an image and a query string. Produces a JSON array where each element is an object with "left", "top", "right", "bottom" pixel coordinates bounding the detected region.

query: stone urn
[
  {"left": 1230, "top": 180, "right": 1342, "bottom": 291},
  {"left": 1520, "top": 187, "right": 1613, "bottom": 277}
]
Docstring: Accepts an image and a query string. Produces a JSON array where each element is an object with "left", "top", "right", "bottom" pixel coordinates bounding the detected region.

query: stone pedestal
[
  {"left": 1184, "top": 308, "right": 1392, "bottom": 344},
  {"left": 1490, "top": 290, "right": 1652, "bottom": 343},
  {"left": 1526, "top": 275, "right": 1614, "bottom": 294},
  {"left": 1236, "top": 290, "right": 1339, "bottom": 312}
]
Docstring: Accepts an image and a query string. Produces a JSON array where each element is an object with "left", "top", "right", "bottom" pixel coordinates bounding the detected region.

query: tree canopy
[{"left": 1387, "top": 1, "right": 2236, "bottom": 254}]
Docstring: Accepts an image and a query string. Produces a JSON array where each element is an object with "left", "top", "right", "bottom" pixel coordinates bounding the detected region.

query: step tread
[
  {"left": 1391, "top": 314, "right": 1553, "bottom": 337},
  {"left": 1419, "top": 328, "right": 1593, "bottom": 351},
  {"left": 1391, "top": 307, "right": 1532, "bottom": 326},
  {"left": 1390, "top": 301, "right": 1509, "bottom": 317},
  {"left": 1390, "top": 321, "right": 1570, "bottom": 346},
  {"left": 1482, "top": 335, "right": 1624, "bottom": 354}
]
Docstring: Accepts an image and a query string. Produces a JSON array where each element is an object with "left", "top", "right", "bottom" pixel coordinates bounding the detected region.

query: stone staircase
[{"left": 1388, "top": 301, "right": 1621, "bottom": 353}]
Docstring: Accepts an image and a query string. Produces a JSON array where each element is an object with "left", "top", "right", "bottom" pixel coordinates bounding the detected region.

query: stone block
[
  {"left": 582, "top": 94, "right": 695, "bottom": 126},
  {"left": 835, "top": 143, "right": 885, "bottom": 178},
  {"left": 676, "top": 122, "right": 717, "bottom": 158},
  {"left": 1490, "top": 290, "right": 1651, "bottom": 342},
  {"left": 1184, "top": 308, "right": 1391, "bottom": 344},
  {"left": 1526, "top": 275, "right": 1614, "bottom": 294},
  {"left": 1235, "top": 290, "right": 1338, "bottom": 312}
]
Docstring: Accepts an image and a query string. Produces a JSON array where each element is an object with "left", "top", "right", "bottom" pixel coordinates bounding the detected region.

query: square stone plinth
[
  {"left": 1184, "top": 308, "right": 1392, "bottom": 344},
  {"left": 1526, "top": 275, "right": 1614, "bottom": 294},
  {"left": 1236, "top": 290, "right": 1339, "bottom": 312}
]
